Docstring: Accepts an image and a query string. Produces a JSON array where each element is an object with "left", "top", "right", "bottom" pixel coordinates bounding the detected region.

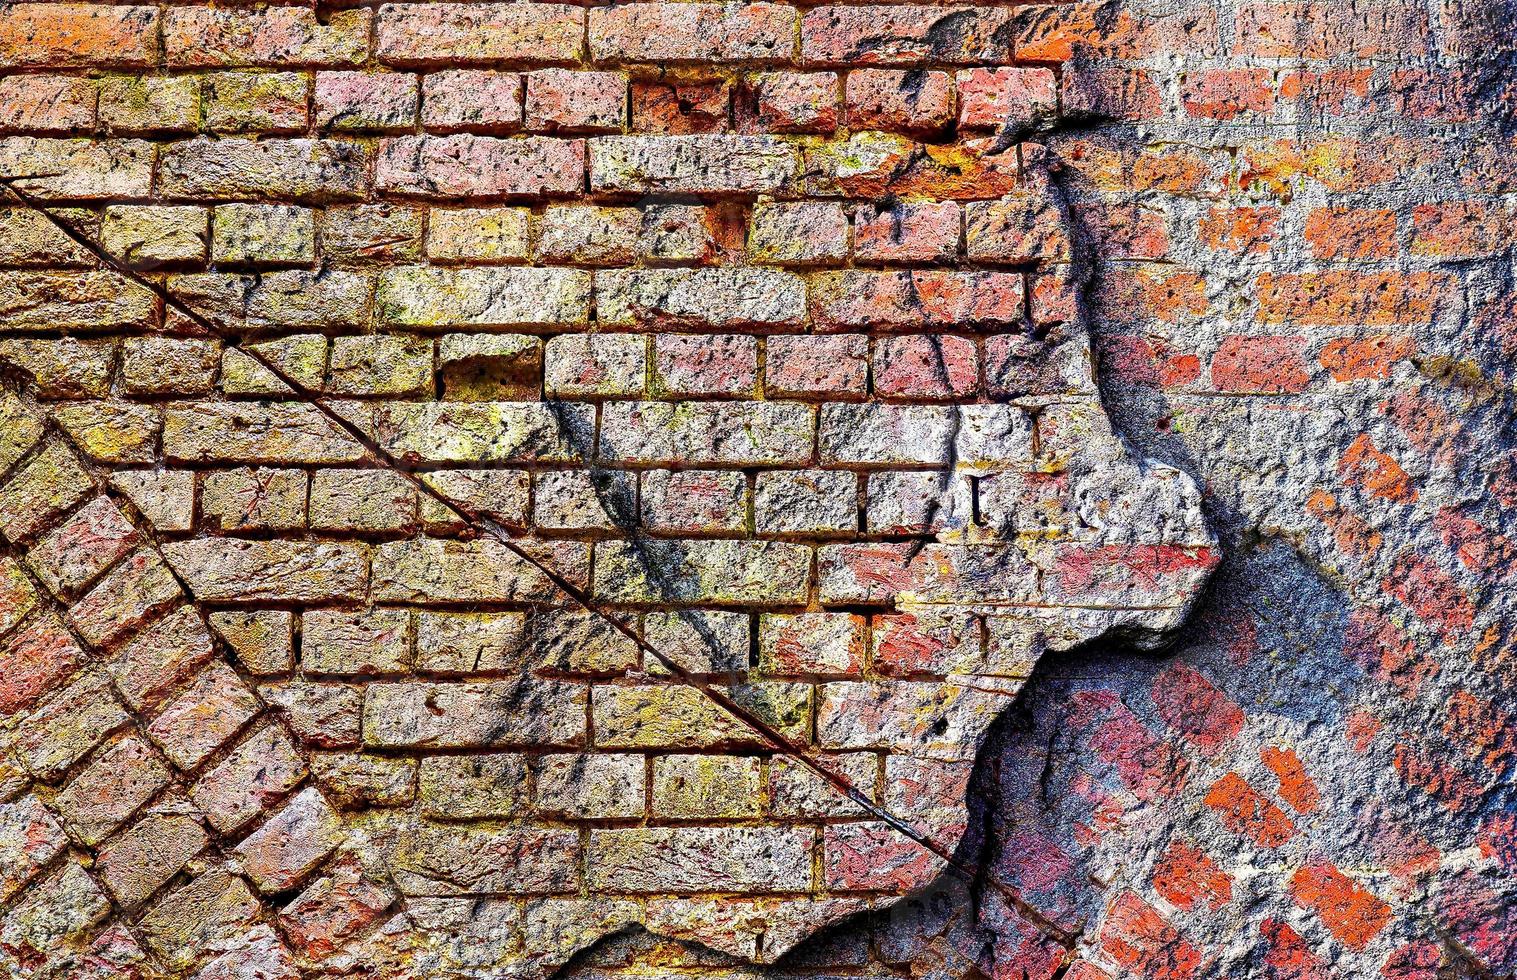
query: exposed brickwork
[{"left": 0, "top": 0, "right": 1512, "bottom": 978}]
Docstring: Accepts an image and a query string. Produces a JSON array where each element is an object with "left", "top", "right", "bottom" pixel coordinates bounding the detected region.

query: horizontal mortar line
[{"left": 0, "top": 177, "right": 1078, "bottom": 950}]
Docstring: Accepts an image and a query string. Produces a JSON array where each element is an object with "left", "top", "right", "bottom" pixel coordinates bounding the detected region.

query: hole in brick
[{"left": 439, "top": 344, "right": 542, "bottom": 402}]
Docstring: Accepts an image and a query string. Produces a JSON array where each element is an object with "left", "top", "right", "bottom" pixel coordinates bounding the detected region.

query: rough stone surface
[{"left": 0, "top": 2, "right": 1510, "bottom": 978}]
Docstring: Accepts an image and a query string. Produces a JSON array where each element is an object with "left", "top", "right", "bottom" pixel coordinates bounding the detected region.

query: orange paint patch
[
  {"left": 1339, "top": 433, "right": 1418, "bottom": 503},
  {"left": 1305, "top": 488, "right": 1383, "bottom": 560},
  {"left": 1203, "top": 772, "right": 1295, "bottom": 847},
  {"left": 1260, "top": 746, "right": 1320, "bottom": 814},
  {"left": 1152, "top": 841, "right": 1233, "bottom": 911},
  {"left": 1289, "top": 863, "right": 1392, "bottom": 951}
]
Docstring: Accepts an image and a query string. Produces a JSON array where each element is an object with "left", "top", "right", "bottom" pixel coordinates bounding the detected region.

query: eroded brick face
[{"left": 7, "top": 0, "right": 1512, "bottom": 978}]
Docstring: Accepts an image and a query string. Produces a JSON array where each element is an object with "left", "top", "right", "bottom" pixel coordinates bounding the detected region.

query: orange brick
[
  {"left": 1410, "top": 201, "right": 1512, "bottom": 258},
  {"left": 1260, "top": 746, "right": 1319, "bottom": 814},
  {"left": 1257, "top": 272, "right": 1448, "bottom": 326},
  {"left": 1303, "top": 208, "right": 1398, "bottom": 261},
  {"left": 1279, "top": 69, "right": 1373, "bottom": 115},
  {"left": 1152, "top": 841, "right": 1233, "bottom": 911},
  {"left": 1319, "top": 335, "right": 1414, "bottom": 382},
  {"left": 1198, "top": 206, "right": 1279, "bottom": 253},
  {"left": 0, "top": 3, "right": 159, "bottom": 68},
  {"left": 1013, "top": 3, "right": 1218, "bottom": 61}
]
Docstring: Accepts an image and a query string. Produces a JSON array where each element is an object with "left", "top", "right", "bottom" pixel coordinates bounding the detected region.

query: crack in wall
[{"left": 0, "top": 172, "right": 1094, "bottom": 954}]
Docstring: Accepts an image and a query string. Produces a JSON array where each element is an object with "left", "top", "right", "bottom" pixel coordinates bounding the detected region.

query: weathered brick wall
[{"left": 0, "top": 0, "right": 1511, "bottom": 978}]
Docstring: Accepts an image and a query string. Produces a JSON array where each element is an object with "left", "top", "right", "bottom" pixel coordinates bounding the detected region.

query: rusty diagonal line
[{"left": 1, "top": 177, "right": 1079, "bottom": 949}]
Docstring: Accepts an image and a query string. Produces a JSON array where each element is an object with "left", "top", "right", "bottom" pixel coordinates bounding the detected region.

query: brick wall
[{"left": 0, "top": 0, "right": 1513, "bottom": 978}]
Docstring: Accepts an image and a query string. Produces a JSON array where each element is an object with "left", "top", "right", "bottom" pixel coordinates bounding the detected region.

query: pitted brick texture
[{"left": 10, "top": 1, "right": 1511, "bottom": 979}]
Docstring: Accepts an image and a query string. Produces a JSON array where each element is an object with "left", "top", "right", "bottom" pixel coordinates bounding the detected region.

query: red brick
[
  {"left": 590, "top": 3, "right": 795, "bottom": 63},
  {"left": 1435, "top": 508, "right": 1517, "bottom": 581},
  {"left": 1385, "top": 552, "right": 1475, "bottom": 638},
  {"left": 1098, "top": 892, "right": 1203, "bottom": 980},
  {"left": 1076, "top": 697, "right": 1190, "bottom": 801},
  {"left": 164, "top": 6, "right": 370, "bottom": 68},
  {"left": 654, "top": 335, "right": 758, "bottom": 397},
  {"left": 823, "top": 822, "right": 942, "bottom": 891},
  {"left": 0, "top": 76, "right": 97, "bottom": 132},
  {"left": 1150, "top": 664, "right": 1244, "bottom": 754},
  {"left": 280, "top": 854, "right": 394, "bottom": 961},
  {"left": 525, "top": 70, "right": 626, "bottom": 133},
  {"left": 1048, "top": 544, "right": 1217, "bottom": 608},
  {"left": 1389, "top": 69, "right": 1487, "bottom": 123},
  {"left": 813, "top": 135, "right": 1021, "bottom": 199},
  {"left": 1074, "top": 201, "right": 1168, "bottom": 259},
  {"left": 845, "top": 69, "right": 953, "bottom": 136},
  {"left": 801, "top": 6, "right": 1016, "bottom": 66},
  {"left": 1306, "top": 489, "right": 1383, "bottom": 561},
  {"left": 315, "top": 71, "right": 418, "bottom": 133},
  {"left": 631, "top": 81, "right": 731, "bottom": 135},
  {"left": 0, "top": 613, "right": 82, "bottom": 717},
  {"left": 421, "top": 71, "right": 523, "bottom": 133},
  {"left": 1260, "top": 918, "right": 1332, "bottom": 980},
  {"left": 1235, "top": 3, "right": 1428, "bottom": 59},
  {"left": 956, "top": 67, "right": 1056, "bottom": 130},
  {"left": 1393, "top": 740, "right": 1484, "bottom": 811},
  {"left": 1210, "top": 336, "right": 1310, "bottom": 394},
  {"left": 375, "top": 135, "right": 584, "bottom": 197},
  {"left": 854, "top": 200, "right": 960, "bottom": 264},
  {"left": 811, "top": 271, "right": 1025, "bottom": 329},
  {"left": 765, "top": 335, "right": 868, "bottom": 398},
  {"left": 1100, "top": 336, "right": 1201, "bottom": 389},
  {"left": 1030, "top": 267, "right": 1081, "bottom": 327},
  {"left": 870, "top": 611, "right": 977, "bottom": 677},
  {"left": 1181, "top": 69, "right": 1275, "bottom": 120},
  {"left": 748, "top": 72, "right": 839, "bottom": 133},
  {"left": 872, "top": 335, "right": 978, "bottom": 400},
  {"left": 1381, "top": 940, "right": 1442, "bottom": 980}
]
